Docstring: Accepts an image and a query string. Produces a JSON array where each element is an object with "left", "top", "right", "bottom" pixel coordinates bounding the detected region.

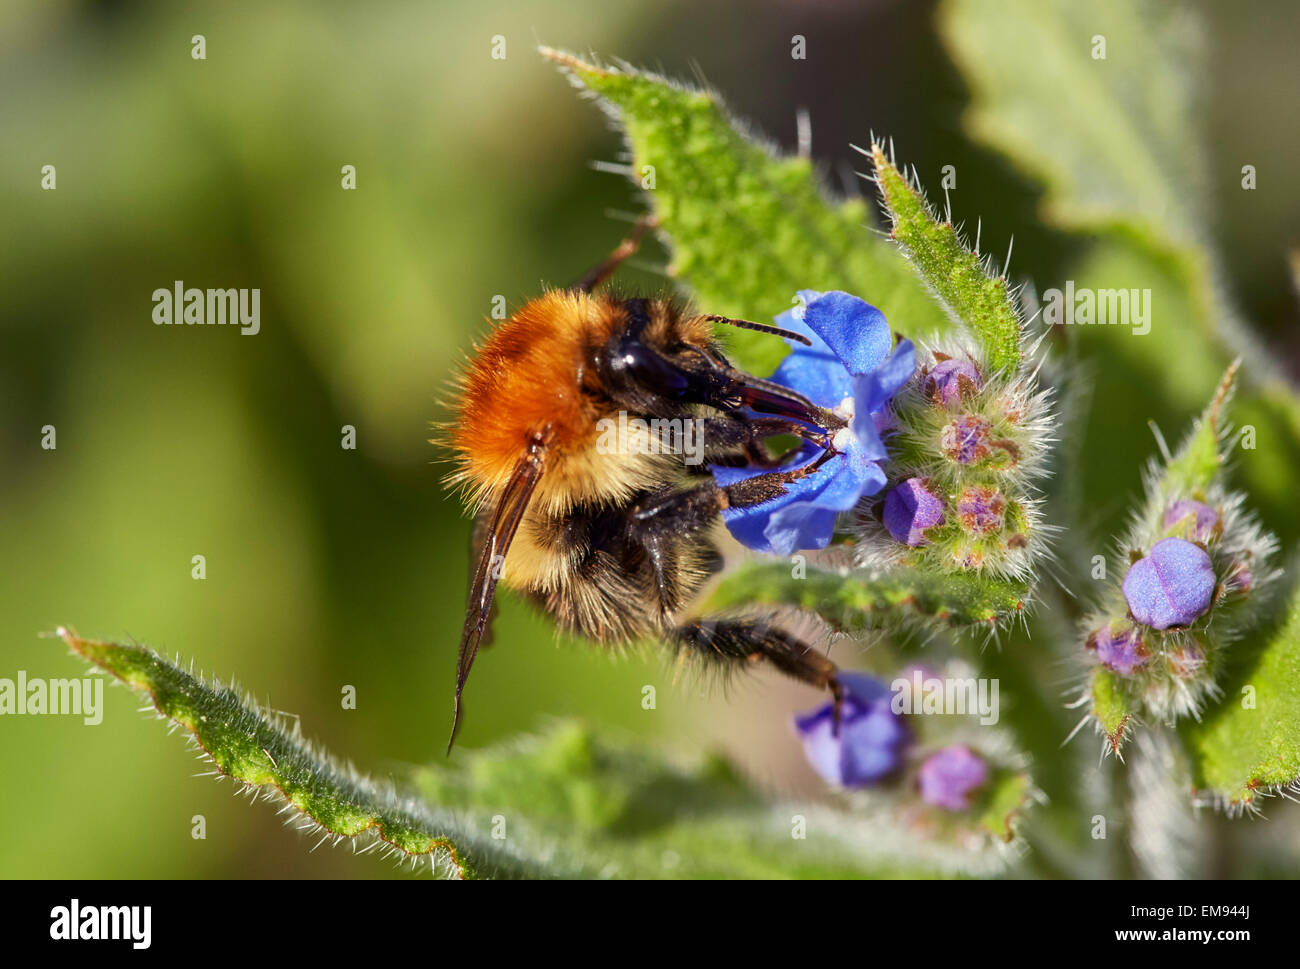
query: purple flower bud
[
  {"left": 918, "top": 744, "right": 988, "bottom": 811},
  {"left": 1086, "top": 623, "right": 1147, "bottom": 675},
  {"left": 942, "top": 415, "right": 992, "bottom": 465},
  {"left": 956, "top": 485, "right": 1005, "bottom": 535},
  {"left": 883, "top": 478, "right": 945, "bottom": 546},
  {"left": 1228, "top": 561, "right": 1254, "bottom": 596},
  {"left": 1163, "top": 499, "right": 1219, "bottom": 543},
  {"left": 926, "top": 358, "right": 981, "bottom": 408},
  {"left": 793, "top": 673, "right": 909, "bottom": 788},
  {"left": 1122, "top": 537, "right": 1216, "bottom": 630},
  {"left": 1167, "top": 643, "right": 1205, "bottom": 679}
]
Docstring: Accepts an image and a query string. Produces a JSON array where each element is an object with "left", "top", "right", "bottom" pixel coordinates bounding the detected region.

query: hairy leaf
[
  {"left": 870, "top": 143, "right": 1022, "bottom": 374},
  {"left": 1182, "top": 586, "right": 1300, "bottom": 810},
  {"left": 413, "top": 722, "right": 966, "bottom": 879},
  {"left": 58, "top": 628, "right": 528, "bottom": 877},
  {"left": 706, "top": 561, "right": 1029, "bottom": 629},
  {"left": 542, "top": 48, "right": 950, "bottom": 374},
  {"left": 943, "top": 0, "right": 1203, "bottom": 244},
  {"left": 1090, "top": 668, "right": 1130, "bottom": 752},
  {"left": 60, "top": 628, "right": 972, "bottom": 878}
]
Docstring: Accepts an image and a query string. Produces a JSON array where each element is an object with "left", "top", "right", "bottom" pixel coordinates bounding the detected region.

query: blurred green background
[{"left": 2, "top": 0, "right": 1297, "bottom": 878}]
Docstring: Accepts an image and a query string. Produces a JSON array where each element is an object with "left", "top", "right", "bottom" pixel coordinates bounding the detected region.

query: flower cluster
[
  {"left": 851, "top": 337, "right": 1053, "bottom": 581},
  {"left": 1076, "top": 367, "right": 1279, "bottom": 754},
  {"left": 1084, "top": 482, "right": 1276, "bottom": 733},
  {"left": 710, "top": 290, "right": 915, "bottom": 556}
]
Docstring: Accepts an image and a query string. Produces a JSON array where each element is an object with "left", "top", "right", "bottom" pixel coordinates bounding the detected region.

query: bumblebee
[{"left": 445, "top": 220, "right": 848, "bottom": 747}]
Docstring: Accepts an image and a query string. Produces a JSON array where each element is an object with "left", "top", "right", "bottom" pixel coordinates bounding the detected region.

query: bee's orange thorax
[
  {"left": 449, "top": 289, "right": 714, "bottom": 515},
  {"left": 450, "top": 291, "right": 612, "bottom": 510}
]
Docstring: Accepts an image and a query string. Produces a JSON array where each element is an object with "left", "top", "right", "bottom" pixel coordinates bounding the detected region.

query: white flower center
[{"left": 831, "top": 395, "right": 856, "bottom": 450}]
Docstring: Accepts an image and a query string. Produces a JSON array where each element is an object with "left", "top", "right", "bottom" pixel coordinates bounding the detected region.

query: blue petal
[
  {"left": 859, "top": 339, "right": 917, "bottom": 413},
  {"left": 851, "top": 339, "right": 914, "bottom": 455},
  {"left": 772, "top": 290, "right": 830, "bottom": 353},
  {"left": 839, "top": 704, "right": 908, "bottom": 785},
  {"left": 711, "top": 444, "right": 833, "bottom": 555},
  {"left": 755, "top": 448, "right": 885, "bottom": 554},
  {"left": 812, "top": 443, "right": 876, "bottom": 511},
  {"left": 769, "top": 346, "right": 852, "bottom": 410},
  {"left": 793, "top": 707, "right": 845, "bottom": 785},
  {"left": 708, "top": 297, "right": 909, "bottom": 557},
  {"left": 793, "top": 673, "right": 904, "bottom": 788},
  {"left": 838, "top": 672, "right": 891, "bottom": 706},
  {"left": 841, "top": 436, "right": 888, "bottom": 496},
  {"left": 802, "top": 291, "right": 892, "bottom": 378},
  {"left": 711, "top": 432, "right": 891, "bottom": 555},
  {"left": 710, "top": 441, "right": 821, "bottom": 492},
  {"left": 760, "top": 502, "right": 840, "bottom": 556}
]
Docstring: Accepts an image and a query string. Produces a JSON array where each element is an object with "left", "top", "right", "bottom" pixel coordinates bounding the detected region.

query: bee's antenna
[{"left": 701, "top": 315, "right": 813, "bottom": 346}]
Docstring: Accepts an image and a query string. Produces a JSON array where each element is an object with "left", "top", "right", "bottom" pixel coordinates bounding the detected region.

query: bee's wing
[{"left": 449, "top": 440, "right": 549, "bottom": 752}]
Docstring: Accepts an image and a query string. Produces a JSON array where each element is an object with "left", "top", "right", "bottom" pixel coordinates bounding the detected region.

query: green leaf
[
  {"left": 57, "top": 628, "right": 520, "bottom": 877},
  {"left": 58, "top": 628, "right": 967, "bottom": 878},
  {"left": 1182, "top": 584, "right": 1300, "bottom": 810},
  {"left": 940, "top": 0, "right": 1300, "bottom": 545},
  {"left": 541, "top": 48, "right": 950, "bottom": 374},
  {"left": 705, "top": 561, "right": 1030, "bottom": 629},
  {"left": 413, "top": 722, "right": 960, "bottom": 879},
  {"left": 1090, "top": 667, "right": 1131, "bottom": 753},
  {"left": 870, "top": 143, "right": 1022, "bottom": 374},
  {"left": 978, "top": 768, "right": 1032, "bottom": 843},
  {"left": 942, "top": 0, "right": 1203, "bottom": 245},
  {"left": 1162, "top": 360, "right": 1237, "bottom": 495}
]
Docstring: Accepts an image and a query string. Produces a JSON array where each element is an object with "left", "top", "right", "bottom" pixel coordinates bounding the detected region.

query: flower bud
[
  {"left": 956, "top": 485, "right": 1005, "bottom": 535},
  {"left": 925, "top": 358, "right": 981, "bottom": 408},
  {"left": 1162, "top": 499, "right": 1219, "bottom": 543},
  {"left": 1166, "top": 642, "right": 1206, "bottom": 679},
  {"left": 1122, "top": 537, "right": 1216, "bottom": 630},
  {"left": 883, "top": 478, "right": 945, "bottom": 546},
  {"left": 918, "top": 744, "right": 988, "bottom": 811},
  {"left": 942, "top": 415, "right": 992, "bottom": 465},
  {"left": 1086, "top": 622, "right": 1147, "bottom": 675}
]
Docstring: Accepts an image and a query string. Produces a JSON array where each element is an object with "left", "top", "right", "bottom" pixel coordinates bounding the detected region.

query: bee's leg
[
  {"left": 669, "top": 619, "right": 844, "bottom": 720},
  {"left": 641, "top": 531, "right": 681, "bottom": 617},
  {"left": 633, "top": 446, "right": 837, "bottom": 533},
  {"left": 573, "top": 214, "right": 660, "bottom": 293},
  {"left": 694, "top": 414, "right": 834, "bottom": 467}
]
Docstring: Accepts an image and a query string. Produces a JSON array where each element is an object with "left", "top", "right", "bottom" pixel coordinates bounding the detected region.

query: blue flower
[
  {"left": 711, "top": 290, "right": 915, "bottom": 556},
  {"left": 792, "top": 673, "right": 909, "bottom": 787}
]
